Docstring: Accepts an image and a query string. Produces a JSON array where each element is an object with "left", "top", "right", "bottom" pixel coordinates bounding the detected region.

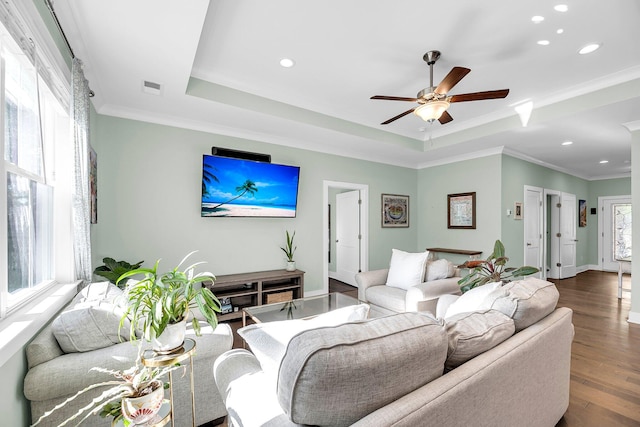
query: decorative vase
[
  {"left": 152, "top": 317, "right": 187, "bottom": 353},
  {"left": 121, "top": 380, "right": 164, "bottom": 424},
  {"left": 286, "top": 261, "right": 296, "bottom": 271}
]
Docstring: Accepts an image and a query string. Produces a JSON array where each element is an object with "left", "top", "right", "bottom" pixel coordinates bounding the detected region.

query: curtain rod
[
  {"left": 43, "top": 0, "right": 74, "bottom": 59},
  {"left": 43, "top": 0, "right": 94, "bottom": 97}
]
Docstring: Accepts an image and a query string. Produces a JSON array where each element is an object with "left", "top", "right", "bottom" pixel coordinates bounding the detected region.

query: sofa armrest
[
  {"left": 214, "top": 349, "right": 297, "bottom": 426},
  {"left": 354, "top": 269, "right": 389, "bottom": 301},
  {"left": 405, "top": 277, "right": 462, "bottom": 314}
]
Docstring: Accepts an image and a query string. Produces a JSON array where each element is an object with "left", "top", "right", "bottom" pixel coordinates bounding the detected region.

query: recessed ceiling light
[
  {"left": 599, "top": 160, "right": 609, "bottom": 164},
  {"left": 537, "top": 40, "right": 550, "bottom": 46},
  {"left": 561, "top": 141, "right": 573, "bottom": 146},
  {"left": 579, "top": 43, "right": 601, "bottom": 55},
  {"left": 554, "top": 4, "right": 568, "bottom": 12},
  {"left": 531, "top": 15, "right": 545, "bottom": 23},
  {"left": 279, "top": 58, "right": 295, "bottom": 68},
  {"left": 557, "top": 29, "right": 564, "bottom": 34}
]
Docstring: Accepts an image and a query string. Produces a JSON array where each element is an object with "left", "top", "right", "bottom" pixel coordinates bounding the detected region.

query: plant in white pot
[
  {"left": 32, "top": 352, "right": 181, "bottom": 426},
  {"left": 280, "top": 230, "right": 297, "bottom": 271},
  {"left": 117, "top": 251, "right": 221, "bottom": 352}
]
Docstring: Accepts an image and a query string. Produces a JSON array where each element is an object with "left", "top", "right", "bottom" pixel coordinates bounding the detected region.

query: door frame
[
  {"left": 598, "top": 195, "right": 632, "bottom": 271},
  {"left": 523, "top": 185, "right": 544, "bottom": 279},
  {"left": 322, "top": 181, "right": 369, "bottom": 295}
]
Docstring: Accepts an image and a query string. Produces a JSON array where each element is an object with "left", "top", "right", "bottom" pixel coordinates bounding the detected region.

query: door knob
[{"left": 526, "top": 243, "right": 532, "bottom": 246}]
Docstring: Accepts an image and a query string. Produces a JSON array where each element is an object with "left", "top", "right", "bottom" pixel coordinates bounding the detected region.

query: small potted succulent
[
  {"left": 117, "top": 251, "right": 221, "bottom": 352},
  {"left": 32, "top": 352, "right": 180, "bottom": 426},
  {"left": 280, "top": 230, "right": 297, "bottom": 271},
  {"left": 457, "top": 240, "right": 539, "bottom": 293}
]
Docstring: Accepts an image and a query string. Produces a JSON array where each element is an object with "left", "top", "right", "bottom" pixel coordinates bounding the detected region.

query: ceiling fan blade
[
  {"left": 438, "top": 110, "right": 453, "bottom": 124},
  {"left": 381, "top": 108, "right": 416, "bottom": 125},
  {"left": 371, "top": 95, "right": 418, "bottom": 102},
  {"left": 435, "top": 67, "right": 471, "bottom": 94},
  {"left": 449, "top": 89, "right": 510, "bottom": 103}
]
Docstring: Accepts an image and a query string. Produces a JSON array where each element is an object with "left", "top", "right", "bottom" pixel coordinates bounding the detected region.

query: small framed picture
[
  {"left": 448, "top": 192, "right": 476, "bottom": 229},
  {"left": 381, "top": 194, "right": 409, "bottom": 228},
  {"left": 579, "top": 199, "right": 587, "bottom": 227},
  {"left": 514, "top": 202, "right": 523, "bottom": 220}
]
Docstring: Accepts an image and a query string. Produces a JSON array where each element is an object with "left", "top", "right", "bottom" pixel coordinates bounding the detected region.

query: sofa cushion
[
  {"left": 238, "top": 304, "right": 370, "bottom": 378},
  {"left": 277, "top": 312, "right": 447, "bottom": 426},
  {"left": 444, "top": 281, "right": 501, "bottom": 319},
  {"left": 480, "top": 278, "right": 559, "bottom": 331},
  {"left": 385, "top": 249, "right": 429, "bottom": 290},
  {"left": 444, "top": 309, "right": 515, "bottom": 370},
  {"left": 51, "top": 282, "right": 131, "bottom": 353}
]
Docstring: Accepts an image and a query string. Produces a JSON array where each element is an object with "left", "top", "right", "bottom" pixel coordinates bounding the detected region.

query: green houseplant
[
  {"left": 457, "top": 240, "right": 539, "bottom": 293},
  {"left": 280, "top": 230, "right": 297, "bottom": 271},
  {"left": 117, "top": 251, "right": 221, "bottom": 351},
  {"left": 32, "top": 352, "right": 180, "bottom": 426},
  {"left": 93, "top": 257, "right": 144, "bottom": 289}
]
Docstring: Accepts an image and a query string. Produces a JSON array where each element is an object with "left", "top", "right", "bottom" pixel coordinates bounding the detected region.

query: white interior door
[
  {"left": 524, "top": 186, "right": 543, "bottom": 279},
  {"left": 600, "top": 196, "right": 632, "bottom": 271},
  {"left": 559, "top": 192, "right": 577, "bottom": 279},
  {"left": 335, "top": 190, "right": 360, "bottom": 286},
  {"left": 548, "top": 194, "right": 561, "bottom": 279}
]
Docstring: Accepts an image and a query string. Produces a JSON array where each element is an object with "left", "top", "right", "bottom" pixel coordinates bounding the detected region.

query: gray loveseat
[
  {"left": 24, "top": 282, "right": 233, "bottom": 427},
  {"left": 214, "top": 279, "right": 573, "bottom": 427}
]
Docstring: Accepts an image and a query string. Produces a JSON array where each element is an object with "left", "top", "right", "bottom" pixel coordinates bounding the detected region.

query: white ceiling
[{"left": 54, "top": 0, "right": 640, "bottom": 180}]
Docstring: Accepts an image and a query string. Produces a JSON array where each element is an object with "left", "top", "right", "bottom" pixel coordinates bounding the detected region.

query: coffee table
[{"left": 242, "top": 292, "right": 393, "bottom": 326}]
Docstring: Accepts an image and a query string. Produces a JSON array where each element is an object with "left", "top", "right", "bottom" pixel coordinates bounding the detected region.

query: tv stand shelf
[{"left": 207, "top": 269, "right": 305, "bottom": 322}]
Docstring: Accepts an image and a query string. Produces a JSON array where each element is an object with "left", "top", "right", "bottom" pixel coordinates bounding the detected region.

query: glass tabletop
[{"left": 243, "top": 292, "right": 393, "bottom": 324}]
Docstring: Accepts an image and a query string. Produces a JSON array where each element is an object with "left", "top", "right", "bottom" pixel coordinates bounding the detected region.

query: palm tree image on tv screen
[{"left": 201, "top": 155, "right": 300, "bottom": 217}]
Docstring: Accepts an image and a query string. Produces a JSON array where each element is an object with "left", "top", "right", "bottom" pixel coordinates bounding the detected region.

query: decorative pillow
[
  {"left": 277, "top": 312, "right": 447, "bottom": 426},
  {"left": 444, "top": 281, "right": 501, "bottom": 319},
  {"left": 74, "top": 281, "right": 122, "bottom": 304},
  {"left": 480, "top": 278, "right": 559, "bottom": 331},
  {"left": 385, "top": 249, "right": 429, "bottom": 290},
  {"left": 238, "top": 304, "right": 370, "bottom": 377},
  {"left": 52, "top": 299, "right": 131, "bottom": 353},
  {"left": 444, "top": 309, "right": 515, "bottom": 370},
  {"left": 426, "top": 259, "right": 452, "bottom": 281}
]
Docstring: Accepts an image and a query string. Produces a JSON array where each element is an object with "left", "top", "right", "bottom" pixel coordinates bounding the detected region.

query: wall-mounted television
[{"left": 201, "top": 154, "right": 300, "bottom": 217}]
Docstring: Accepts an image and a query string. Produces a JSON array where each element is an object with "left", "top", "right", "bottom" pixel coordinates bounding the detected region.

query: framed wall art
[
  {"left": 381, "top": 194, "right": 409, "bottom": 228},
  {"left": 448, "top": 192, "right": 476, "bottom": 229},
  {"left": 579, "top": 199, "right": 587, "bottom": 227},
  {"left": 514, "top": 202, "right": 523, "bottom": 220}
]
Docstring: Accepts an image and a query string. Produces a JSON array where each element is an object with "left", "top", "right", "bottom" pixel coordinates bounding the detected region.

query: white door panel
[
  {"left": 336, "top": 191, "right": 360, "bottom": 286},
  {"left": 559, "top": 192, "right": 577, "bottom": 279},
  {"left": 524, "top": 186, "right": 543, "bottom": 279}
]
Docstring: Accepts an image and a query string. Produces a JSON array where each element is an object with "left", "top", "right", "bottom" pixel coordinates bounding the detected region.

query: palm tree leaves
[{"left": 212, "top": 179, "right": 259, "bottom": 209}]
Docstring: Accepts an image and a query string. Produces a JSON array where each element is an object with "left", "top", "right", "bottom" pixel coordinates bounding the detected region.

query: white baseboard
[{"left": 628, "top": 311, "right": 640, "bottom": 325}]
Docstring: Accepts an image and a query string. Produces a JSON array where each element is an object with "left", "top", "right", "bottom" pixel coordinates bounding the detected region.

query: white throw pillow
[
  {"left": 385, "top": 249, "right": 429, "bottom": 290},
  {"left": 238, "top": 304, "right": 370, "bottom": 377},
  {"left": 444, "top": 281, "right": 502, "bottom": 319},
  {"left": 426, "top": 259, "right": 452, "bottom": 281}
]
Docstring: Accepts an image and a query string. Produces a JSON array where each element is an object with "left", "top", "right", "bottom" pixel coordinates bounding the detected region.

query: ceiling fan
[{"left": 371, "top": 50, "right": 509, "bottom": 125}]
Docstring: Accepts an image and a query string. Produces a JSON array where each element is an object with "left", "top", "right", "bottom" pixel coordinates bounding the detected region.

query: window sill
[{"left": 0, "top": 281, "right": 79, "bottom": 367}]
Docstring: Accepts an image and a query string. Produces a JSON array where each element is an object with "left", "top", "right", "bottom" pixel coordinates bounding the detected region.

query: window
[
  {"left": 0, "top": 14, "right": 72, "bottom": 317},
  {"left": 613, "top": 203, "right": 632, "bottom": 260}
]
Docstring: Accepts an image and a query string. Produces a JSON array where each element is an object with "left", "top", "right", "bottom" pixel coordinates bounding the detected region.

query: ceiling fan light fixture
[{"left": 414, "top": 100, "right": 450, "bottom": 122}]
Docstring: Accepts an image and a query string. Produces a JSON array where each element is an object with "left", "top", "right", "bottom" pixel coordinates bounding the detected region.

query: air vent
[{"left": 142, "top": 80, "right": 162, "bottom": 95}]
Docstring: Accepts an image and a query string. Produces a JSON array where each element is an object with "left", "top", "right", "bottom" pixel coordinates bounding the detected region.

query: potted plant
[
  {"left": 117, "top": 251, "right": 221, "bottom": 352},
  {"left": 32, "top": 352, "right": 180, "bottom": 426},
  {"left": 457, "top": 240, "right": 539, "bottom": 293},
  {"left": 93, "top": 257, "right": 144, "bottom": 289},
  {"left": 280, "top": 230, "right": 297, "bottom": 271}
]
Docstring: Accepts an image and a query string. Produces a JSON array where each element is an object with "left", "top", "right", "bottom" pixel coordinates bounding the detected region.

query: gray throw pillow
[
  {"left": 480, "top": 278, "right": 559, "bottom": 331},
  {"left": 444, "top": 309, "right": 515, "bottom": 370}
]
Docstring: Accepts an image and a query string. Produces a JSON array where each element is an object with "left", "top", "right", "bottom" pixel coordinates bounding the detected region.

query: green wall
[
  {"left": 90, "top": 115, "right": 418, "bottom": 292},
  {"left": 416, "top": 154, "right": 502, "bottom": 265}
]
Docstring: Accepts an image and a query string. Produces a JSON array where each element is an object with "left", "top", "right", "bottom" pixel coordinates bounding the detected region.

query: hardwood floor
[
  {"left": 552, "top": 270, "right": 640, "bottom": 426},
  {"left": 222, "top": 272, "right": 640, "bottom": 426}
]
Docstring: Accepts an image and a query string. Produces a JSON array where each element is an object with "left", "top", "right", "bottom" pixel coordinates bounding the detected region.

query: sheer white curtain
[{"left": 71, "top": 58, "right": 92, "bottom": 283}]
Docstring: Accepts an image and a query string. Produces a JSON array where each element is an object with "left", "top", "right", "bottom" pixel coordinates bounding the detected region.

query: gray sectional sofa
[
  {"left": 24, "top": 282, "right": 233, "bottom": 427},
  {"left": 214, "top": 278, "right": 573, "bottom": 427}
]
